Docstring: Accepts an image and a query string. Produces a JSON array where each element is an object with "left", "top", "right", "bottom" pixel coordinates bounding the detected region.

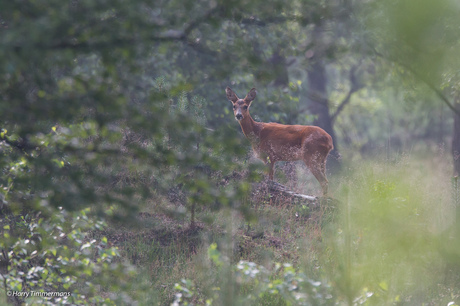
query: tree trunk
[
  {"left": 306, "top": 60, "right": 341, "bottom": 174},
  {"left": 453, "top": 102, "right": 460, "bottom": 227},
  {"left": 269, "top": 49, "right": 289, "bottom": 89},
  {"left": 453, "top": 101, "right": 460, "bottom": 177},
  {"left": 267, "top": 48, "right": 298, "bottom": 185}
]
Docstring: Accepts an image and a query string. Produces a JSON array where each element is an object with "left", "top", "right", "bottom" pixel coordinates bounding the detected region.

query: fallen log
[{"left": 252, "top": 180, "right": 318, "bottom": 206}]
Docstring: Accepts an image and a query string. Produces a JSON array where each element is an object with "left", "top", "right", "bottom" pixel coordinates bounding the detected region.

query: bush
[{"left": 0, "top": 208, "right": 135, "bottom": 305}]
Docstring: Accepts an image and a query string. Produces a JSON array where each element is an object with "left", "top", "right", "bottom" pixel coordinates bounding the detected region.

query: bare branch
[
  {"left": 331, "top": 63, "right": 365, "bottom": 122},
  {"left": 331, "top": 90, "right": 353, "bottom": 123},
  {"left": 298, "top": 91, "right": 329, "bottom": 114},
  {"left": 240, "top": 14, "right": 310, "bottom": 27},
  {"left": 373, "top": 49, "right": 460, "bottom": 117},
  {"left": 183, "top": 5, "right": 221, "bottom": 36},
  {"left": 17, "top": 5, "right": 223, "bottom": 56}
]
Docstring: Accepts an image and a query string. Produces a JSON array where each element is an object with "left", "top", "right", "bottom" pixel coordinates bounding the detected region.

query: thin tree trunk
[
  {"left": 271, "top": 50, "right": 298, "bottom": 184},
  {"left": 453, "top": 102, "right": 460, "bottom": 227},
  {"left": 190, "top": 202, "right": 196, "bottom": 228},
  {"left": 453, "top": 102, "right": 460, "bottom": 176},
  {"left": 270, "top": 49, "right": 289, "bottom": 89},
  {"left": 307, "top": 60, "right": 341, "bottom": 174}
]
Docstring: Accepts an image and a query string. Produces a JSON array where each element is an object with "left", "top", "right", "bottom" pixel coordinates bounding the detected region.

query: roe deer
[{"left": 226, "top": 87, "right": 333, "bottom": 196}]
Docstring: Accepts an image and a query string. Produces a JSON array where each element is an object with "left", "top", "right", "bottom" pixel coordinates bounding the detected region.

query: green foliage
[
  {"left": 1, "top": 0, "right": 460, "bottom": 304},
  {"left": 365, "top": 0, "right": 460, "bottom": 82},
  {"left": 0, "top": 0, "right": 262, "bottom": 302},
  {"left": 162, "top": 158, "right": 460, "bottom": 306},
  {"left": 0, "top": 209, "right": 134, "bottom": 305},
  {"left": 235, "top": 261, "right": 332, "bottom": 305},
  {"left": 208, "top": 243, "right": 224, "bottom": 268},
  {"left": 172, "top": 244, "right": 333, "bottom": 306},
  {"left": 323, "top": 160, "right": 460, "bottom": 304},
  {"left": 172, "top": 279, "right": 203, "bottom": 306}
]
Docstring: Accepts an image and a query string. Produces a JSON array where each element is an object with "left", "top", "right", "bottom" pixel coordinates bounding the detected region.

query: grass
[{"left": 100, "top": 152, "right": 460, "bottom": 305}]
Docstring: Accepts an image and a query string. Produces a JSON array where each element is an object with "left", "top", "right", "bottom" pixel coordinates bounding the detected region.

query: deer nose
[{"left": 235, "top": 114, "right": 243, "bottom": 120}]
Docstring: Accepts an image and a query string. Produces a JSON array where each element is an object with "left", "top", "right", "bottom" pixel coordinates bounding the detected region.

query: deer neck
[{"left": 238, "top": 114, "right": 262, "bottom": 144}]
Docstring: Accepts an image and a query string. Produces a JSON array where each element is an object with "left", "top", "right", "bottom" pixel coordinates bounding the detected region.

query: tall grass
[
  {"left": 325, "top": 156, "right": 456, "bottom": 304},
  {"left": 106, "top": 154, "right": 460, "bottom": 305}
]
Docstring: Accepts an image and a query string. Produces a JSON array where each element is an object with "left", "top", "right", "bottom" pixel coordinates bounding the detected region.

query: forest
[{"left": 1, "top": 0, "right": 460, "bottom": 305}]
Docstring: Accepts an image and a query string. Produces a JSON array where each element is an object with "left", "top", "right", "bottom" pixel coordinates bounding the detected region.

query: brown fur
[{"left": 226, "top": 87, "right": 333, "bottom": 196}]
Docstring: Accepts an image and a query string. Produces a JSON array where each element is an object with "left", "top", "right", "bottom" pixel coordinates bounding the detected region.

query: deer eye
[
  {"left": 233, "top": 105, "right": 236, "bottom": 109},
  {"left": 243, "top": 106, "right": 248, "bottom": 110}
]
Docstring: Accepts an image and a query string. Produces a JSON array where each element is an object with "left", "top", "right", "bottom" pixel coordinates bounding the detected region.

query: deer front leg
[
  {"left": 267, "top": 158, "right": 275, "bottom": 181},
  {"left": 259, "top": 153, "right": 275, "bottom": 180},
  {"left": 265, "top": 158, "right": 275, "bottom": 205}
]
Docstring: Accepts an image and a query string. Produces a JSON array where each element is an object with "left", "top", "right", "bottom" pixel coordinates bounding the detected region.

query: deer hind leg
[{"left": 304, "top": 152, "right": 328, "bottom": 197}]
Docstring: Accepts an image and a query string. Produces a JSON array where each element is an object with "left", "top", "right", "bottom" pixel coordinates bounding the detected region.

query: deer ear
[
  {"left": 244, "top": 88, "right": 257, "bottom": 103},
  {"left": 226, "top": 87, "right": 239, "bottom": 103}
]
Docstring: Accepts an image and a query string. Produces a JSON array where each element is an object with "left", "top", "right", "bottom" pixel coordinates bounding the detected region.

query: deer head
[{"left": 226, "top": 87, "right": 257, "bottom": 121}]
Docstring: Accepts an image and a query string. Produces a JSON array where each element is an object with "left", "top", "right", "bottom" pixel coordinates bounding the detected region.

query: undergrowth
[{"left": 102, "top": 154, "right": 460, "bottom": 305}]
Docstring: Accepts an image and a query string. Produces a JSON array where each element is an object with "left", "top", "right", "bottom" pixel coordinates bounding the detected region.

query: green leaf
[{"left": 207, "top": 243, "right": 223, "bottom": 267}]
